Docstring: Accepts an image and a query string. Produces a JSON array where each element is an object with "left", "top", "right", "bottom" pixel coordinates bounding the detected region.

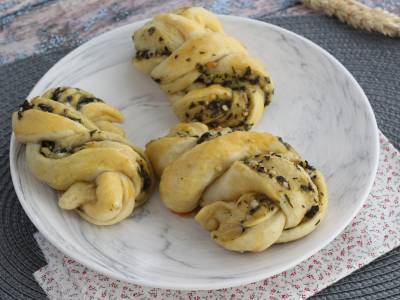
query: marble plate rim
[{"left": 9, "top": 15, "right": 380, "bottom": 290}]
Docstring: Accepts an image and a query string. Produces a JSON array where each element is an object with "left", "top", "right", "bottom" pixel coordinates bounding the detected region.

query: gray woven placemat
[{"left": 0, "top": 15, "right": 399, "bottom": 299}]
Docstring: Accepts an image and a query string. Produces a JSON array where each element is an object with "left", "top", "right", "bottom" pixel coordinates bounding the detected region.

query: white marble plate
[{"left": 10, "top": 16, "right": 379, "bottom": 290}]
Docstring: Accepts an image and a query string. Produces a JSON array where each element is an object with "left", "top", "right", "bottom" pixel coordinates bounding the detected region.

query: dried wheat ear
[{"left": 303, "top": 0, "right": 400, "bottom": 37}]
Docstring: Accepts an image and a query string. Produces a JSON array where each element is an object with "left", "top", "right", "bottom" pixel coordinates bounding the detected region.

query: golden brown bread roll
[
  {"left": 132, "top": 7, "right": 274, "bottom": 129},
  {"left": 12, "top": 87, "right": 154, "bottom": 225},
  {"left": 146, "top": 122, "right": 328, "bottom": 252},
  {"left": 132, "top": 7, "right": 223, "bottom": 73}
]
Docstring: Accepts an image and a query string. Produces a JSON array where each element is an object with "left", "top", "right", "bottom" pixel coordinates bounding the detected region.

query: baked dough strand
[{"left": 12, "top": 87, "right": 154, "bottom": 225}]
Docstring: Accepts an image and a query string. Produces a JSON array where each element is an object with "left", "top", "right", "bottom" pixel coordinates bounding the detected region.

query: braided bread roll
[
  {"left": 133, "top": 7, "right": 223, "bottom": 73},
  {"left": 133, "top": 7, "right": 274, "bottom": 129},
  {"left": 146, "top": 123, "right": 327, "bottom": 252},
  {"left": 12, "top": 87, "right": 154, "bottom": 225}
]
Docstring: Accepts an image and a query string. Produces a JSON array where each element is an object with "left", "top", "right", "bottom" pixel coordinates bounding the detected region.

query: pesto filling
[
  {"left": 242, "top": 153, "right": 286, "bottom": 181},
  {"left": 183, "top": 95, "right": 251, "bottom": 129},
  {"left": 196, "top": 127, "right": 233, "bottom": 144},
  {"left": 195, "top": 65, "right": 261, "bottom": 89},
  {"left": 135, "top": 47, "right": 171, "bottom": 60},
  {"left": 40, "top": 140, "right": 74, "bottom": 158},
  {"left": 195, "top": 64, "right": 272, "bottom": 107},
  {"left": 137, "top": 163, "right": 152, "bottom": 191},
  {"left": 48, "top": 88, "right": 104, "bottom": 110},
  {"left": 17, "top": 100, "right": 34, "bottom": 119}
]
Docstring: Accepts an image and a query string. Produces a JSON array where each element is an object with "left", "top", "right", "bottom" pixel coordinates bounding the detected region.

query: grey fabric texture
[{"left": 0, "top": 15, "right": 399, "bottom": 299}]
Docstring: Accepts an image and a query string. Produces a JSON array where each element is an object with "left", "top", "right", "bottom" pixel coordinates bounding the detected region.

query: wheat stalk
[{"left": 303, "top": 0, "right": 400, "bottom": 37}]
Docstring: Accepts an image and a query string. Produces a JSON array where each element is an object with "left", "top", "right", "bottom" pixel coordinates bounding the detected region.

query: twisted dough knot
[
  {"left": 146, "top": 123, "right": 328, "bottom": 252},
  {"left": 12, "top": 87, "right": 153, "bottom": 225},
  {"left": 133, "top": 7, "right": 274, "bottom": 129},
  {"left": 133, "top": 7, "right": 223, "bottom": 73}
]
